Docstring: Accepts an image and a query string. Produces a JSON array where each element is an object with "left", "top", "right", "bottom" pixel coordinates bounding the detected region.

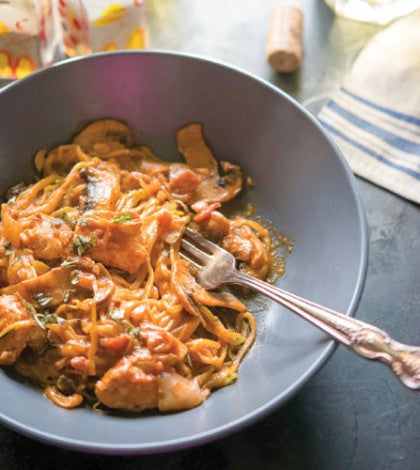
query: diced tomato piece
[
  {"left": 100, "top": 335, "right": 131, "bottom": 354},
  {"left": 169, "top": 168, "right": 203, "bottom": 195},
  {"left": 193, "top": 202, "right": 221, "bottom": 222},
  {"left": 70, "top": 356, "right": 89, "bottom": 372}
]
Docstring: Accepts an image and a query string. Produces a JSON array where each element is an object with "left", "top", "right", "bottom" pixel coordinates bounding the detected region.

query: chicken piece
[
  {"left": 20, "top": 214, "right": 73, "bottom": 260},
  {"left": 95, "top": 352, "right": 207, "bottom": 412},
  {"left": 95, "top": 321, "right": 207, "bottom": 411},
  {"left": 157, "top": 372, "right": 208, "bottom": 412},
  {"left": 222, "top": 218, "right": 271, "bottom": 279},
  {"left": 168, "top": 164, "right": 203, "bottom": 199},
  {"left": 5, "top": 250, "right": 38, "bottom": 286},
  {"left": 95, "top": 349, "right": 161, "bottom": 411},
  {"left": 1, "top": 203, "right": 22, "bottom": 248},
  {"left": 139, "top": 322, "right": 188, "bottom": 363},
  {"left": 73, "top": 215, "right": 148, "bottom": 274},
  {"left": 0, "top": 294, "right": 45, "bottom": 365}
]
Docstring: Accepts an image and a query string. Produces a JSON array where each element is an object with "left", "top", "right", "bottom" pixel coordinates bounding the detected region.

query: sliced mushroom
[
  {"left": 73, "top": 119, "right": 133, "bottom": 153},
  {"left": 176, "top": 123, "right": 243, "bottom": 204},
  {"left": 192, "top": 161, "right": 242, "bottom": 204},
  {"left": 80, "top": 164, "right": 120, "bottom": 211},
  {"left": 171, "top": 259, "right": 246, "bottom": 316},
  {"left": 43, "top": 144, "right": 90, "bottom": 176},
  {"left": 16, "top": 268, "right": 75, "bottom": 308},
  {"left": 177, "top": 123, "right": 219, "bottom": 174}
]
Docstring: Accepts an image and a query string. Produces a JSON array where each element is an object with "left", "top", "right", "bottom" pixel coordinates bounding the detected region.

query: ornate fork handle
[{"left": 231, "top": 270, "right": 420, "bottom": 390}]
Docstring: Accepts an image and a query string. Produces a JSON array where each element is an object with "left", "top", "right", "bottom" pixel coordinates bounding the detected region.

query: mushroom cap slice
[
  {"left": 73, "top": 119, "right": 133, "bottom": 152},
  {"left": 176, "top": 123, "right": 243, "bottom": 204}
]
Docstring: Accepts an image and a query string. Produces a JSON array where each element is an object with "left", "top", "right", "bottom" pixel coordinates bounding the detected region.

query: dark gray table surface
[{"left": 0, "top": 1, "right": 418, "bottom": 469}]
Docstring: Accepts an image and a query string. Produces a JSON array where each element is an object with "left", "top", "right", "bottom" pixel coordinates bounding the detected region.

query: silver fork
[{"left": 181, "top": 228, "right": 420, "bottom": 390}]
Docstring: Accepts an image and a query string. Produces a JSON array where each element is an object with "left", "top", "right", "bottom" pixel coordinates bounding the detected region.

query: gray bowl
[{"left": 0, "top": 51, "right": 367, "bottom": 454}]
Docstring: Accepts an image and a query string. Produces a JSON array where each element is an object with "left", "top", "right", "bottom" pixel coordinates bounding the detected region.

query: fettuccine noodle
[{"left": 0, "top": 120, "right": 273, "bottom": 412}]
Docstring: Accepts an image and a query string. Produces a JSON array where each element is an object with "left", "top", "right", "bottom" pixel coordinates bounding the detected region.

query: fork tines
[{"left": 180, "top": 228, "right": 216, "bottom": 266}]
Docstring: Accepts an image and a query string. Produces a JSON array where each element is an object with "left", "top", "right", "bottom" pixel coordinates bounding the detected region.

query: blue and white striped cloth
[{"left": 318, "top": 10, "right": 420, "bottom": 204}]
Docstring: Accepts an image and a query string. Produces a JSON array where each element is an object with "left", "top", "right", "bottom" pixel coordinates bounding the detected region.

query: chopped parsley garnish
[
  {"left": 108, "top": 309, "right": 138, "bottom": 335},
  {"left": 60, "top": 260, "right": 78, "bottom": 269},
  {"left": 127, "top": 326, "right": 139, "bottom": 335},
  {"left": 69, "top": 235, "right": 98, "bottom": 256},
  {"left": 122, "top": 319, "right": 139, "bottom": 335},
  {"left": 4, "top": 241, "right": 13, "bottom": 255},
  {"left": 33, "top": 292, "right": 53, "bottom": 308},
  {"left": 60, "top": 212, "right": 69, "bottom": 222},
  {"left": 33, "top": 312, "right": 65, "bottom": 329},
  {"left": 112, "top": 214, "right": 132, "bottom": 224},
  {"left": 63, "top": 289, "right": 76, "bottom": 303}
]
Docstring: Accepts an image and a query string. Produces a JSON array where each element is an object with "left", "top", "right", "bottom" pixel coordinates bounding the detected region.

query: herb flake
[
  {"left": 70, "top": 235, "right": 98, "bottom": 256},
  {"left": 33, "top": 292, "right": 53, "bottom": 308},
  {"left": 63, "top": 289, "right": 76, "bottom": 303},
  {"left": 4, "top": 240, "right": 13, "bottom": 255},
  {"left": 33, "top": 312, "right": 65, "bottom": 329},
  {"left": 112, "top": 214, "right": 132, "bottom": 224},
  {"left": 127, "top": 326, "right": 139, "bottom": 335},
  {"left": 60, "top": 260, "right": 78, "bottom": 269}
]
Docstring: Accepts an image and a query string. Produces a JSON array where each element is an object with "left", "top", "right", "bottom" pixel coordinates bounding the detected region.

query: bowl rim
[{"left": 0, "top": 50, "right": 369, "bottom": 454}]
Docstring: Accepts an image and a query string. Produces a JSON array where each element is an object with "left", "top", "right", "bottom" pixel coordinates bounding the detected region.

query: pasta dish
[{"left": 0, "top": 120, "right": 275, "bottom": 412}]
